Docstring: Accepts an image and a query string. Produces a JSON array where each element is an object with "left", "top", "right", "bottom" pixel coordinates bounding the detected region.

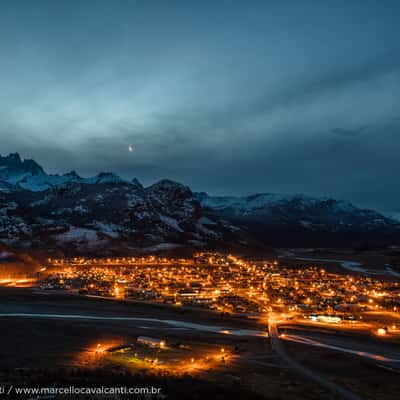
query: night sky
[{"left": 1, "top": 0, "right": 399, "bottom": 211}]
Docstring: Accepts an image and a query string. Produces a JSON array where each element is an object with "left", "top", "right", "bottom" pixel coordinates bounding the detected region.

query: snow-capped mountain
[
  {"left": 0, "top": 153, "right": 128, "bottom": 192},
  {"left": 384, "top": 211, "right": 400, "bottom": 223},
  {"left": 195, "top": 192, "right": 394, "bottom": 228},
  {"left": 0, "top": 153, "right": 46, "bottom": 187},
  {"left": 0, "top": 154, "right": 246, "bottom": 254},
  {"left": 196, "top": 192, "right": 400, "bottom": 247},
  {"left": 0, "top": 153, "right": 399, "bottom": 253}
]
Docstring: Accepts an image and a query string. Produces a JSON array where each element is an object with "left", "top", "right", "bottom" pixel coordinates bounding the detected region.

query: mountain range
[{"left": 0, "top": 153, "right": 399, "bottom": 255}]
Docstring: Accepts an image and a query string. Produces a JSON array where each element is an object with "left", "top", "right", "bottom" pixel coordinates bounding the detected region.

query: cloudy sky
[{"left": 1, "top": 0, "right": 399, "bottom": 210}]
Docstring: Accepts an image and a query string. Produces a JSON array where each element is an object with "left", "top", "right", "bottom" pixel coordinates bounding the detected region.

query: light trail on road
[
  {"left": 0, "top": 312, "right": 265, "bottom": 337},
  {"left": 268, "top": 317, "right": 363, "bottom": 400},
  {"left": 280, "top": 333, "right": 400, "bottom": 363}
]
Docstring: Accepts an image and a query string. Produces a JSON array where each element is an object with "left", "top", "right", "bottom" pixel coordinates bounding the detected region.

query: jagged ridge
[{"left": 0, "top": 153, "right": 399, "bottom": 252}]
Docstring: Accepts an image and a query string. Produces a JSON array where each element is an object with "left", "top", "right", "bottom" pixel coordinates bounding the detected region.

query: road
[
  {"left": 268, "top": 318, "right": 363, "bottom": 400},
  {"left": 0, "top": 312, "right": 265, "bottom": 337},
  {"left": 281, "top": 255, "right": 400, "bottom": 278},
  {"left": 279, "top": 331, "right": 400, "bottom": 365},
  {"left": 0, "top": 311, "right": 371, "bottom": 399},
  {"left": 0, "top": 288, "right": 394, "bottom": 399}
]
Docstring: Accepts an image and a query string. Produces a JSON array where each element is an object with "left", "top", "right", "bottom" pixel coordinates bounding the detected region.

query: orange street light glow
[{"left": 377, "top": 328, "right": 387, "bottom": 336}]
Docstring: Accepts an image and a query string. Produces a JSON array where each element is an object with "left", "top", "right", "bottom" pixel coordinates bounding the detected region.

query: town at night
[{"left": 1, "top": 251, "right": 400, "bottom": 399}]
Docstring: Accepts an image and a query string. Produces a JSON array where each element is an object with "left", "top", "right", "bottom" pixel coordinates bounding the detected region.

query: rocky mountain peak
[
  {"left": 63, "top": 170, "right": 82, "bottom": 179},
  {"left": 93, "top": 172, "right": 125, "bottom": 184},
  {"left": 0, "top": 153, "right": 45, "bottom": 179}
]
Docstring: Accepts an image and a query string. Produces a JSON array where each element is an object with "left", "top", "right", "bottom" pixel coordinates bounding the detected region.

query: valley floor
[{"left": 0, "top": 287, "right": 398, "bottom": 399}]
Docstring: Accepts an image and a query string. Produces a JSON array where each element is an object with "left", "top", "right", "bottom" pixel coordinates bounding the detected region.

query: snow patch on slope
[
  {"left": 55, "top": 227, "right": 99, "bottom": 243},
  {"left": 159, "top": 215, "right": 183, "bottom": 232}
]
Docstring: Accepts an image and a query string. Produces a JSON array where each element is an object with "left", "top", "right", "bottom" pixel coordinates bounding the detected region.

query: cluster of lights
[{"left": 42, "top": 253, "right": 400, "bottom": 326}]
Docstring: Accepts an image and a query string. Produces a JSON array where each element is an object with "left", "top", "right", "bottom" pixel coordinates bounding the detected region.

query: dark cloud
[
  {"left": 0, "top": 1, "right": 399, "bottom": 211},
  {"left": 330, "top": 127, "right": 367, "bottom": 138}
]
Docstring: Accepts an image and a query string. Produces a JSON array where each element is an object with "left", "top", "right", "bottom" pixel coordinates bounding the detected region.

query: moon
[{"left": 128, "top": 145, "right": 134, "bottom": 152}]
